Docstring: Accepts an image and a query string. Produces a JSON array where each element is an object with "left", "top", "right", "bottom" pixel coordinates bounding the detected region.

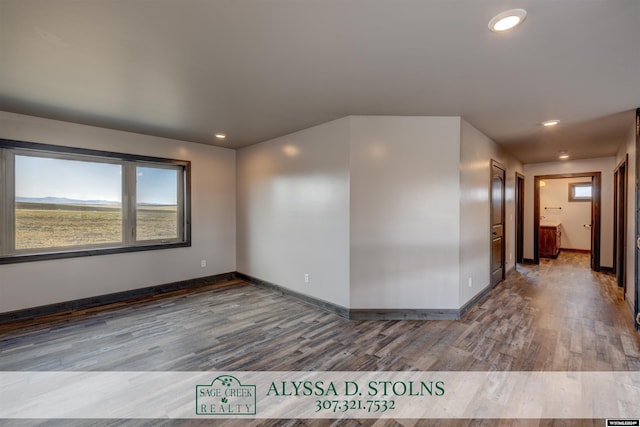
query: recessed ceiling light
[
  {"left": 559, "top": 151, "right": 569, "bottom": 160},
  {"left": 542, "top": 120, "right": 560, "bottom": 127},
  {"left": 214, "top": 133, "right": 226, "bottom": 140},
  {"left": 488, "top": 9, "right": 527, "bottom": 33}
]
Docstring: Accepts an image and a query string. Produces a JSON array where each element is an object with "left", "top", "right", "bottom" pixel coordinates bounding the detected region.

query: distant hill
[{"left": 16, "top": 196, "right": 120, "bottom": 205}]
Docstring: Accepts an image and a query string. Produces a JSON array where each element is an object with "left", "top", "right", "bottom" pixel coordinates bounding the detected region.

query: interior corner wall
[
  {"left": 235, "top": 117, "right": 351, "bottom": 308},
  {"left": 349, "top": 116, "right": 462, "bottom": 310},
  {"left": 616, "top": 123, "right": 636, "bottom": 314},
  {"left": 523, "top": 157, "right": 616, "bottom": 268},
  {"left": 0, "top": 111, "right": 236, "bottom": 314},
  {"left": 459, "top": 119, "right": 523, "bottom": 307}
]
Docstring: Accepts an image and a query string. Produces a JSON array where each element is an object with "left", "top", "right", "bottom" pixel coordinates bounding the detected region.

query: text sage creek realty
[{"left": 267, "top": 380, "right": 445, "bottom": 397}]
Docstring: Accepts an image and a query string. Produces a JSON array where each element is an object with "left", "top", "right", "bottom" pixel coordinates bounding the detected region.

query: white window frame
[{"left": 0, "top": 139, "right": 191, "bottom": 264}]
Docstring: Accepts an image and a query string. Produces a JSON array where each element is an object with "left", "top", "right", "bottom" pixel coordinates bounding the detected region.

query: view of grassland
[
  {"left": 136, "top": 205, "right": 178, "bottom": 241},
  {"left": 15, "top": 202, "right": 177, "bottom": 249}
]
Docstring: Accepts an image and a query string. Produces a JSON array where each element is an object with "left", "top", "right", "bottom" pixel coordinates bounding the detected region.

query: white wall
[
  {"left": 0, "top": 112, "right": 236, "bottom": 313},
  {"left": 523, "top": 157, "right": 616, "bottom": 268},
  {"left": 349, "top": 116, "right": 462, "bottom": 309},
  {"left": 236, "top": 115, "right": 521, "bottom": 311},
  {"left": 236, "top": 118, "right": 351, "bottom": 307},
  {"left": 616, "top": 122, "right": 637, "bottom": 314},
  {"left": 540, "top": 177, "right": 592, "bottom": 250},
  {"left": 459, "top": 120, "right": 523, "bottom": 306}
]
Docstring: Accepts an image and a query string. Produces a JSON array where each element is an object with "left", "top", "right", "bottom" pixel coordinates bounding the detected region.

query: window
[
  {"left": 0, "top": 139, "right": 190, "bottom": 264},
  {"left": 136, "top": 165, "right": 180, "bottom": 241},
  {"left": 14, "top": 155, "right": 123, "bottom": 249},
  {"left": 568, "top": 182, "right": 592, "bottom": 202}
]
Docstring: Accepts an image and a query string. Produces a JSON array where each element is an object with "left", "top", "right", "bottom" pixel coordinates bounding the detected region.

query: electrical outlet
[
  {"left": 468, "top": 277, "right": 472, "bottom": 288},
  {"left": 304, "top": 274, "right": 310, "bottom": 284},
  {"left": 200, "top": 260, "right": 206, "bottom": 268}
]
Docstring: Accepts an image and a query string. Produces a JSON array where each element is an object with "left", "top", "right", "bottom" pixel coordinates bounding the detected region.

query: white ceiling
[{"left": 1, "top": 0, "right": 638, "bottom": 164}]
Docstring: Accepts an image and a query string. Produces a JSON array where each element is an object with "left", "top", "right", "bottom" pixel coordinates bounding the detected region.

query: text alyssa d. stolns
[
  {"left": 266, "top": 379, "right": 445, "bottom": 397},
  {"left": 266, "top": 379, "right": 445, "bottom": 415}
]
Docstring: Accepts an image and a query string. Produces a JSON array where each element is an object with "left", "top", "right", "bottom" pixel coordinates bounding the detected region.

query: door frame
[
  {"left": 490, "top": 159, "right": 506, "bottom": 286},
  {"left": 614, "top": 156, "right": 628, "bottom": 291},
  {"left": 515, "top": 172, "right": 525, "bottom": 264},
  {"left": 533, "top": 172, "right": 601, "bottom": 270}
]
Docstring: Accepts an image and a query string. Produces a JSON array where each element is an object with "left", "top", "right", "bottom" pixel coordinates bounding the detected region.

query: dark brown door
[
  {"left": 590, "top": 174, "right": 601, "bottom": 271},
  {"left": 515, "top": 173, "right": 525, "bottom": 264},
  {"left": 614, "top": 159, "right": 627, "bottom": 291},
  {"left": 491, "top": 161, "right": 506, "bottom": 286}
]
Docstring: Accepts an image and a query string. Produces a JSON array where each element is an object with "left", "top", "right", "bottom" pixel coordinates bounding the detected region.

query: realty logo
[{"left": 196, "top": 375, "right": 257, "bottom": 416}]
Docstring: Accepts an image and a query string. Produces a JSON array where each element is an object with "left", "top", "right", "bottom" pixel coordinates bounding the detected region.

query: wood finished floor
[{"left": 1, "top": 252, "right": 639, "bottom": 427}]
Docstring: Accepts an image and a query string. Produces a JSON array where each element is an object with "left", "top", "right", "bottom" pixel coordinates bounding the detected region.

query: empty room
[{"left": 1, "top": 0, "right": 639, "bottom": 425}]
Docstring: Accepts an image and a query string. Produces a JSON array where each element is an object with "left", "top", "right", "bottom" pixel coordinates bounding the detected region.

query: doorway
[
  {"left": 490, "top": 160, "right": 506, "bottom": 286},
  {"left": 533, "top": 172, "right": 601, "bottom": 271},
  {"left": 614, "top": 157, "right": 628, "bottom": 292}
]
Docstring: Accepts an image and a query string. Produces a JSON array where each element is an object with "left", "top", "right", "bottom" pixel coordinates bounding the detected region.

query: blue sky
[
  {"left": 16, "top": 156, "right": 177, "bottom": 205},
  {"left": 137, "top": 166, "right": 178, "bottom": 205}
]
